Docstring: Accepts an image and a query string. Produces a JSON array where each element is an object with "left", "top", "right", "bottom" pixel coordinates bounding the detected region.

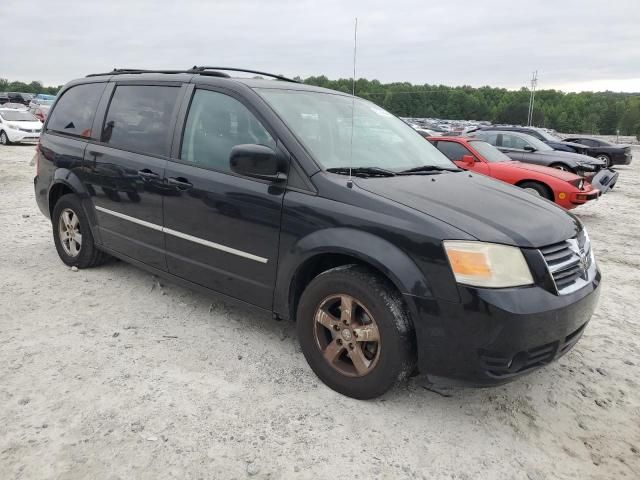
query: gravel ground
[{"left": 1, "top": 144, "right": 639, "bottom": 480}]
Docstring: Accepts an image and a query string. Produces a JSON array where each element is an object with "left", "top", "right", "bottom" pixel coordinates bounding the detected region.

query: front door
[
  {"left": 163, "top": 88, "right": 285, "bottom": 309},
  {"left": 84, "top": 83, "right": 182, "bottom": 271}
]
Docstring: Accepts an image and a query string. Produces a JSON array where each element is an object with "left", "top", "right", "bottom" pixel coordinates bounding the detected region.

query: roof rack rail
[
  {"left": 189, "top": 66, "right": 300, "bottom": 83},
  {"left": 86, "top": 67, "right": 299, "bottom": 83}
]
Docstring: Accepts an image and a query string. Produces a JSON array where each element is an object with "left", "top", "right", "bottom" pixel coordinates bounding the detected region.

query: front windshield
[
  {"left": 523, "top": 134, "right": 554, "bottom": 151},
  {"left": 534, "top": 128, "right": 560, "bottom": 142},
  {"left": 469, "top": 140, "right": 511, "bottom": 162},
  {"left": 256, "top": 89, "right": 455, "bottom": 171},
  {"left": 0, "top": 110, "right": 38, "bottom": 121}
]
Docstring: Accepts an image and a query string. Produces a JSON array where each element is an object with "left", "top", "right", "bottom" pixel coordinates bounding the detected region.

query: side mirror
[
  {"left": 230, "top": 144, "right": 287, "bottom": 182},
  {"left": 461, "top": 155, "right": 476, "bottom": 166},
  {"left": 523, "top": 145, "right": 536, "bottom": 152}
]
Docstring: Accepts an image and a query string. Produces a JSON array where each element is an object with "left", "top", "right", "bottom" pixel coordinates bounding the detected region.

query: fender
[
  {"left": 273, "top": 227, "right": 433, "bottom": 321},
  {"left": 50, "top": 168, "right": 103, "bottom": 244}
]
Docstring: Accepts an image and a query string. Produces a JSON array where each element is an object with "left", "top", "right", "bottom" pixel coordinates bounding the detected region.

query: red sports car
[{"left": 429, "top": 137, "right": 600, "bottom": 210}]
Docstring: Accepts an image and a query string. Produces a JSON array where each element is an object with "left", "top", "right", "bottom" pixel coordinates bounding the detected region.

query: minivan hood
[{"left": 354, "top": 172, "right": 580, "bottom": 248}]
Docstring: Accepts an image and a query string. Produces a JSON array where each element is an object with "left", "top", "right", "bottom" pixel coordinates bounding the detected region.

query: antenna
[{"left": 347, "top": 17, "right": 358, "bottom": 188}]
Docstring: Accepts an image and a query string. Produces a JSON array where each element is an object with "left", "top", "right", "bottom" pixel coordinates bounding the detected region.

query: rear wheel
[
  {"left": 52, "top": 193, "right": 109, "bottom": 268},
  {"left": 519, "top": 181, "right": 553, "bottom": 201},
  {"left": 0, "top": 131, "right": 10, "bottom": 145},
  {"left": 596, "top": 154, "right": 611, "bottom": 168},
  {"left": 297, "top": 264, "right": 415, "bottom": 399}
]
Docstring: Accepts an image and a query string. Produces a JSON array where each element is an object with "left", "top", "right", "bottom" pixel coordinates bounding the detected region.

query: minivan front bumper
[{"left": 409, "top": 268, "right": 601, "bottom": 386}]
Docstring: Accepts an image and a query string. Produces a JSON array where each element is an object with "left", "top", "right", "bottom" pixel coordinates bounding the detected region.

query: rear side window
[
  {"left": 47, "top": 83, "right": 106, "bottom": 137},
  {"left": 436, "top": 141, "right": 471, "bottom": 161},
  {"left": 180, "top": 89, "right": 276, "bottom": 173},
  {"left": 101, "top": 85, "right": 180, "bottom": 157}
]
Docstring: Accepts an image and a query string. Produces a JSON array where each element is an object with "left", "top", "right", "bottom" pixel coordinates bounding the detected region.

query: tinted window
[
  {"left": 474, "top": 131, "right": 498, "bottom": 145},
  {"left": 436, "top": 141, "right": 472, "bottom": 161},
  {"left": 578, "top": 138, "right": 596, "bottom": 147},
  {"left": 180, "top": 89, "right": 276, "bottom": 172},
  {"left": 102, "top": 85, "right": 180, "bottom": 156},
  {"left": 47, "top": 83, "right": 105, "bottom": 137},
  {"left": 501, "top": 134, "right": 530, "bottom": 150}
]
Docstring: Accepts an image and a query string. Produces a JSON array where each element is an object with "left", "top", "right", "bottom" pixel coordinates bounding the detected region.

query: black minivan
[{"left": 34, "top": 67, "right": 601, "bottom": 399}]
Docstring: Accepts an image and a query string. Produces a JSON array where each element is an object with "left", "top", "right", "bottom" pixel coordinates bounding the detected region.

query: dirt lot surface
[{"left": 1, "top": 144, "right": 639, "bottom": 480}]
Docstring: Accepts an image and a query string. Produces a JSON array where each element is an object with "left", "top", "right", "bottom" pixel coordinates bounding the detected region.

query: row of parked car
[{"left": 0, "top": 93, "right": 56, "bottom": 145}]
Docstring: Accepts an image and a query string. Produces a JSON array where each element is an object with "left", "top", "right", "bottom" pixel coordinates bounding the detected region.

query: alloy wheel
[
  {"left": 596, "top": 154, "right": 611, "bottom": 167},
  {"left": 313, "top": 294, "right": 381, "bottom": 377},
  {"left": 523, "top": 187, "right": 541, "bottom": 196},
  {"left": 0, "top": 131, "right": 7, "bottom": 145},
  {"left": 58, "top": 208, "right": 83, "bottom": 257}
]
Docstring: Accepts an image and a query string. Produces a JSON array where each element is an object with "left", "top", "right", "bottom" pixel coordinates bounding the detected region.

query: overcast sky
[{"left": 2, "top": 0, "right": 639, "bottom": 92}]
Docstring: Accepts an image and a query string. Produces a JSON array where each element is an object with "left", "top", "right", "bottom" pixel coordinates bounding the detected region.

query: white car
[{"left": 0, "top": 108, "right": 43, "bottom": 145}]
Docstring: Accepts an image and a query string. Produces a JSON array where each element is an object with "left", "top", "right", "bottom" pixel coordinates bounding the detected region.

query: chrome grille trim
[{"left": 540, "top": 232, "right": 593, "bottom": 294}]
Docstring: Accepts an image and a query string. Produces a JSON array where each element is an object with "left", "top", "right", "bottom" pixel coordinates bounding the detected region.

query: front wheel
[
  {"left": 297, "top": 265, "right": 416, "bottom": 399},
  {"left": 52, "top": 193, "right": 109, "bottom": 268},
  {"left": 0, "top": 131, "right": 10, "bottom": 145},
  {"left": 519, "top": 181, "right": 553, "bottom": 201},
  {"left": 550, "top": 163, "right": 575, "bottom": 173},
  {"left": 596, "top": 154, "right": 611, "bottom": 168}
]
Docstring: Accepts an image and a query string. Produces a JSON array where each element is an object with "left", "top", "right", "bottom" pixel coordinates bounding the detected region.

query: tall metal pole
[{"left": 528, "top": 70, "right": 538, "bottom": 126}]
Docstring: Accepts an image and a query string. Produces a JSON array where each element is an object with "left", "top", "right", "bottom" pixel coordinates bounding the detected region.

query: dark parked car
[
  {"left": 0, "top": 92, "right": 9, "bottom": 105},
  {"left": 7, "top": 92, "right": 34, "bottom": 106},
  {"left": 563, "top": 137, "right": 633, "bottom": 167},
  {"left": 472, "top": 126, "right": 592, "bottom": 154},
  {"left": 34, "top": 67, "right": 601, "bottom": 399}
]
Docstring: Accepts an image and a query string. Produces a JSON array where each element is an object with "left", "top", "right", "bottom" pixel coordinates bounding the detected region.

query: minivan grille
[{"left": 540, "top": 231, "right": 592, "bottom": 294}]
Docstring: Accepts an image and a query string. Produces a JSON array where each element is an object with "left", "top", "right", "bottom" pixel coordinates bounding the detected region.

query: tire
[
  {"left": 596, "top": 154, "right": 611, "bottom": 168},
  {"left": 550, "top": 163, "right": 575, "bottom": 173},
  {"left": 0, "top": 130, "right": 10, "bottom": 146},
  {"left": 296, "top": 264, "right": 416, "bottom": 399},
  {"left": 52, "top": 193, "right": 109, "bottom": 268},
  {"left": 518, "top": 181, "right": 553, "bottom": 201}
]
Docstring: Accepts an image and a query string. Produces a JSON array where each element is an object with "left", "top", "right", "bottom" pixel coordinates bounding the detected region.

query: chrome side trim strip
[
  {"left": 95, "top": 206, "right": 268, "bottom": 264},
  {"left": 163, "top": 227, "right": 268, "bottom": 264},
  {"left": 95, "top": 206, "right": 163, "bottom": 232}
]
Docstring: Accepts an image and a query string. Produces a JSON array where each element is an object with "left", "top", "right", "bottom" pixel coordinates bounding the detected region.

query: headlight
[
  {"left": 443, "top": 241, "right": 534, "bottom": 288},
  {"left": 7, "top": 123, "right": 21, "bottom": 130},
  {"left": 577, "top": 178, "right": 585, "bottom": 190}
]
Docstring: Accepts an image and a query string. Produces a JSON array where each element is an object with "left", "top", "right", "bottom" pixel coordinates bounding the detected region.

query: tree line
[
  {"left": 0, "top": 79, "right": 60, "bottom": 96},
  {"left": 300, "top": 76, "right": 640, "bottom": 137},
  {"left": 3, "top": 76, "right": 640, "bottom": 136}
]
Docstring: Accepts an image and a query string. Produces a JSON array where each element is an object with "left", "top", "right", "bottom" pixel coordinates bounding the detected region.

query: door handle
[
  {"left": 138, "top": 169, "right": 160, "bottom": 179},
  {"left": 167, "top": 177, "right": 193, "bottom": 189}
]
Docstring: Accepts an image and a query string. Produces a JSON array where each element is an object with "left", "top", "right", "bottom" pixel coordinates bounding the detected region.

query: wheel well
[
  {"left": 515, "top": 179, "right": 554, "bottom": 201},
  {"left": 288, "top": 253, "right": 402, "bottom": 322},
  {"left": 48, "top": 183, "right": 74, "bottom": 216}
]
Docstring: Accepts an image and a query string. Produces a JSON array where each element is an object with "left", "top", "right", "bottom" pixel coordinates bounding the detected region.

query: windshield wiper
[
  {"left": 398, "top": 165, "right": 460, "bottom": 174},
  {"left": 326, "top": 167, "right": 396, "bottom": 178}
]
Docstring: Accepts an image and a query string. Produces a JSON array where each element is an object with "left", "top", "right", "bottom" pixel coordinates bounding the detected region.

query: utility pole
[{"left": 527, "top": 70, "right": 538, "bottom": 126}]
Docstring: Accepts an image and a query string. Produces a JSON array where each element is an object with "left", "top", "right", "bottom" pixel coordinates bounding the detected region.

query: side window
[
  {"left": 436, "top": 141, "right": 472, "bottom": 161},
  {"left": 501, "top": 134, "right": 528, "bottom": 150},
  {"left": 180, "top": 89, "right": 276, "bottom": 173},
  {"left": 47, "top": 83, "right": 106, "bottom": 137},
  {"left": 101, "top": 85, "right": 180, "bottom": 157},
  {"left": 476, "top": 131, "right": 498, "bottom": 145},
  {"left": 579, "top": 139, "right": 595, "bottom": 147}
]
